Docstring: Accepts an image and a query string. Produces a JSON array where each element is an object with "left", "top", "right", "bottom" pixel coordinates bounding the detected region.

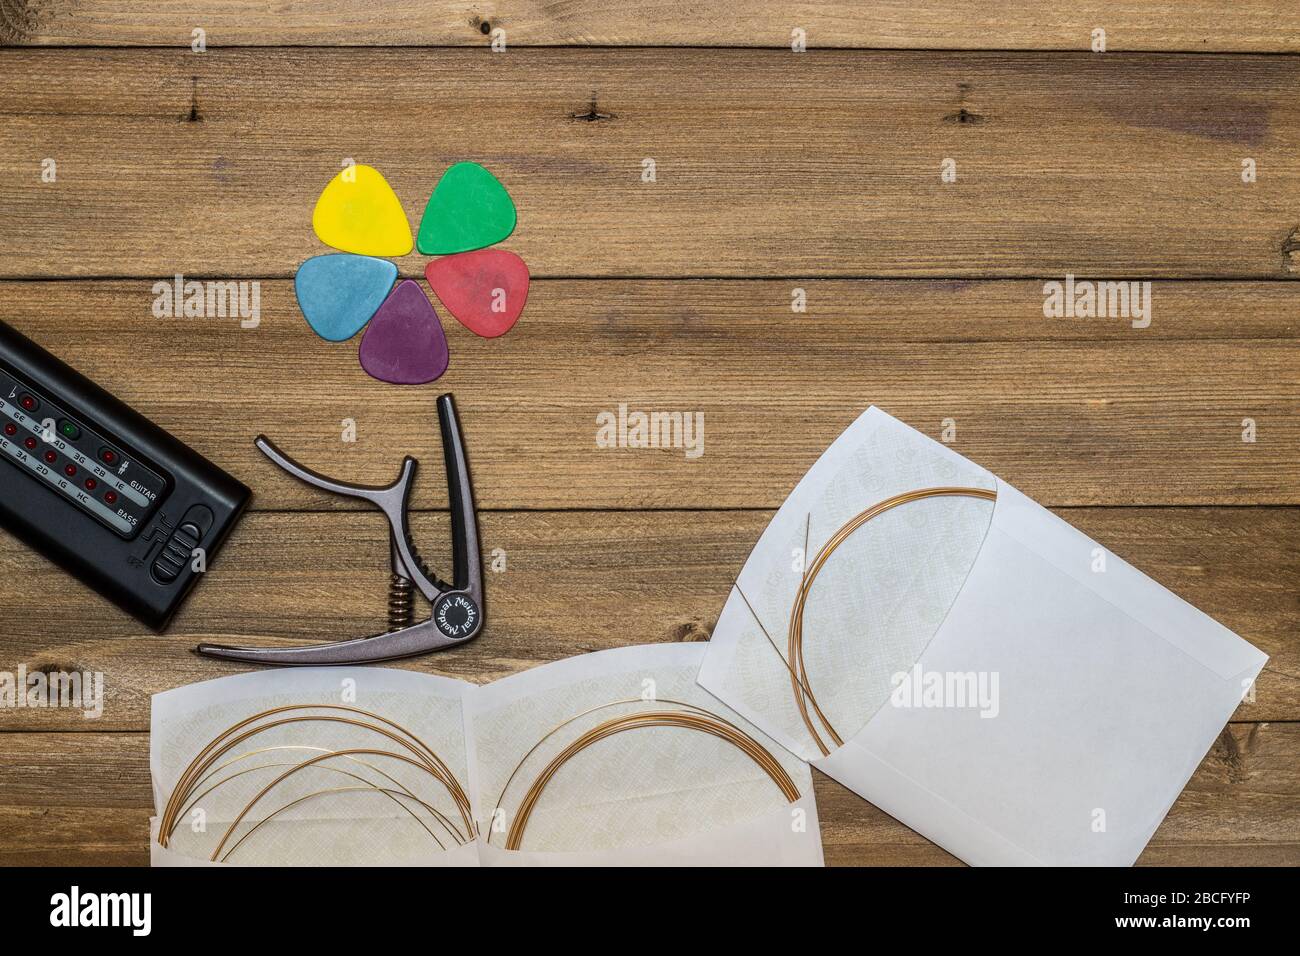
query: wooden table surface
[{"left": 0, "top": 3, "right": 1296, "bottom": 866}]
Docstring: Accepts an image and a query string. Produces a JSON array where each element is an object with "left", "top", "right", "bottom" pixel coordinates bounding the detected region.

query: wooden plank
[
  {"left": 2, "top": 722, "right": 1295, "bottom": 865},
  {"left": 0, "top": 507, "right": 1293, "bottom": 731},
  {"left": 2, "top": 281, "right": 1295, "bottom": 509},
  {"left": 2, "top": 50, "right": 1299, "bottom": 279},
  {"left": 6, "top": 2, "right": 1300, "bottom": 53}
]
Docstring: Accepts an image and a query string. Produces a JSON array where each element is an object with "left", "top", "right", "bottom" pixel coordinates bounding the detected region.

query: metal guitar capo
[{"left": 196, "top": 393, "right": 484, "bottom": 666}]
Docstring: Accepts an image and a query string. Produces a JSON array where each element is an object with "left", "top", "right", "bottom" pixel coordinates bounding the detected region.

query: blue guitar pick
[{"left": 295, "top": 253, "right": 398, "bottom": 342}]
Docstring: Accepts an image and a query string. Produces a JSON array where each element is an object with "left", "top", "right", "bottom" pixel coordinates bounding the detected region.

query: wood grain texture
[
  {"left": 0, "top": 507, "right": 1294, "bottom": 731},
  {"left": 2, "top": 50, "right": 1299, "bottom": 279},
  {"left": 5, "top": 1, "right": 1300, "bottom": 52},
  {"left": 2, "top": 721, "right": 1295, "bottom": 866},
  {"left": 2, "top": 280, "right": 1295, "bottom": 510},
  {"left": 1, "top": 15, "right": 1295, "bottom": 869}
]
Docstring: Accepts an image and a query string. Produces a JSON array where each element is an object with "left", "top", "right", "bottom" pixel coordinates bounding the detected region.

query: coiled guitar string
[
  {"left": 179, "top": 745, "right": 431, "bottom": 823},
  {"left": 223, "top": 778, "right": 450, "bottom": 858},
  {"left": 218, "top": 786, "right": 455, "bottom": 862},
  {"left": 731, "top": 513, "right": 842, "bottom": 751},
  {"left": 163, "top": 715, "right": 469, "bottom": 846},
  {"left": 160, "top": 704, "right": 471, "bottom": 841},
  {"left": 210, "top": 748, "right": 465, "bottom": 861},
  {"left": 485, "top": 696, "right": 767, "bottom": 847},
  {"left": 170, "top": 748, "right": 467, "bottom": 851},
  {"left": 501, "top": 703, "right": 801, "bottom": 851},
  {"left": 158, "top": 704, "right": 474, "bottom": 861},
  {"left": 161, "top": 703, "right": 447, "bottom": 835},
  {"left": 162, "top": 703, "right": 452, "bottom": 811},
  {"left": 783, "top": 486, "right": 997, "bottom": 755}
]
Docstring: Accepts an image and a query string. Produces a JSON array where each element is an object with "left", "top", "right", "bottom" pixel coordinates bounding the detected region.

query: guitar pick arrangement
[{"left": 296, "top": 162, "right": 529, "bottom": 384}]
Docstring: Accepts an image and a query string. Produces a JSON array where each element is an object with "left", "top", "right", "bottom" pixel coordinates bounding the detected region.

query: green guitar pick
[{"left": 416, "top": 162, "right": 517, "bottom": 255}]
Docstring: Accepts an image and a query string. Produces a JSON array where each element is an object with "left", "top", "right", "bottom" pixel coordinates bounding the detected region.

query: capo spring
[{"left": 387, "top": 573, "right": 414, "bottom": 631}]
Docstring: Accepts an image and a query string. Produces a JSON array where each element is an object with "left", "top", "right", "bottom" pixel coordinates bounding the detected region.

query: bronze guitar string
[
  {"left": 163, "top": 703, "right": 455, "bottom": 813},
  {"left": 781, "top": 486, "right": 997, "bottom": 756},
  {"left": 484, "top": 695, "right": 706, "bottom": 844},
  {"left": 484, "top": 696, "right": 787, "bottom": 848},
  {"left": 158, "top": 704, "right": 475, "bottom": 862},
  {"left": 731, "top": 512, "right": 842, "bottom": 753},
  {"left": 165, "top": 728, "right": 471, "bottom": 859},
  {"left": 221, "top": 779, "right": 451, "bottom": 859},
  {"left": 163, "top": 714, "right": 471, "bottom": 847},
  {"left": 161, "top": 704, "right": 436, "bottom": 830},
  {"left": 501, "top": 705, "right": 801, "bottom": 851},
  {"left": 210, "top": 748, "right": 467, "bottom": 861},
  {"left": 179, "top": 745, "right": 435, "bottom": 824},
  {"left": 172, "top": 752, "right": 467, "bottom": 853},
  {"left": 218, "top": 785, "right": 456, "bottom": 863},
  {"left": 159, "top": 705, "right": 473, "bottom": 842}
]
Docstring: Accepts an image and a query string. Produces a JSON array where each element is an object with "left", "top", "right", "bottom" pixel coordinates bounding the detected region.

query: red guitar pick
[{"left": 424, "top": 249, "right": 529, "bottom": 339}]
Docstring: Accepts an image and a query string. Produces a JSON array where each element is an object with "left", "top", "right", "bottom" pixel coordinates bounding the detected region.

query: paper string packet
[
  {"left": 698, "top": 406, "right": 1266, "bottom": 866},
  {"left": 151, "top": 646, "right": 823, "bottom": 867}
]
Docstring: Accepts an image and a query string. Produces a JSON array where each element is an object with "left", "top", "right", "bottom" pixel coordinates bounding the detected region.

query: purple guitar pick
[{"left": 358, "top": 279, "right": 450, "bottom": 384}]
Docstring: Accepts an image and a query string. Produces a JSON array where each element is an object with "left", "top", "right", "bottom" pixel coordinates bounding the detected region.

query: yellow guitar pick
[{"left": 312, "top": 164, "right": 413, "bottom": 257}]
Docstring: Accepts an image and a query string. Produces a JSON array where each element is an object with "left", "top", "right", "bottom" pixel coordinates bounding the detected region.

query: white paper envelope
[
  {"left": 151, "top": 667, "right": 479, "bottom": 866},
  {"left": 468, "top": 643, "right": 823, "bottom": 866},
  {"left": 150, "top": 650, "right": 821, "bottom": 866},
  {"left": 698, "top": 407, "right": 1266, "bottom": 866}
]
